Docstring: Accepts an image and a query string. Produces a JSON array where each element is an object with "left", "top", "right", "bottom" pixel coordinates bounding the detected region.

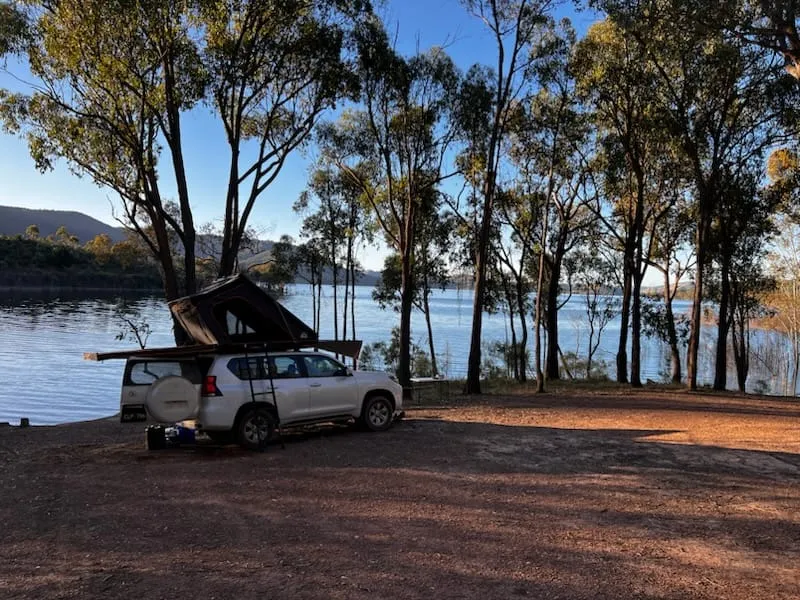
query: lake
[{"left": 0, "top": 284, "right": 792, "bottom": 424}]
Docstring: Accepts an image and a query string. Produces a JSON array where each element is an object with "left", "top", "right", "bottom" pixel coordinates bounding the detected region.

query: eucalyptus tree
[
  {"left": 458, "top": 0, "right": 557, "bottom": 394},
  {"left": 706, "top": 167, "right": 779, "bottom": 390},
  {"left": 493, "top": 186, "right": 541, "bottom": 382},
  {"left": 573, "top": 248, "right": 619, "bottom": 378},
  {"left": 688, "top": 0, "right": 800, "bottom": 79},
  {"left": 509, "top": 24, "right": 597, "bottom": 385},
  {"left": 295, "top": 167, "right": 351, "bottom": 342},
  {"left": 646, "top": 195, "right": 695, "bottom": 383},
  {"left": 600, "top": 0, "right": 786, "bottom": 390},
  {"left": 727, "top": 222, "right": 776, "bottom": 392},
  {"left": 197, "top": 0, "right": 370, "bottom": 276},
  {"left": 372, "top": 207, "right": 452, "bottom": 378},
  {"left": 293, "top": 162, "right": 373, "bottom": 350},
  {"left": 270, "top": 236, "right": 327, "bottom": 333},
  {"left": 1, "top": 0, "right": 202, "bottom": 309},
  {"left": 574, "top": 18, "right": 685, "bottom": 387},
  {"left": 0, "top": 0, "right": 369, "bottom": 342},
  {"left": 319, "top": 19, "right": 460, "bottom": 387}
]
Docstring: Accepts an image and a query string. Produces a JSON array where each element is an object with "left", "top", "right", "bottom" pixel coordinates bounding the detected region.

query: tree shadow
[
  {"left": 2, "top": 418, "right": 799, "bottom": 599},
  {"left": 442, "top": 390, "right": 800, "bottom": 418}
]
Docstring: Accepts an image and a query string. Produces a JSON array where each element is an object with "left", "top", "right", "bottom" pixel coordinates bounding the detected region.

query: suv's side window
[
  {"left": 303, "top": 356, "right": 344, "bottom": 378},
  {"left": 269, "top": 356, "right": 304, "bottom": 379},
  {"left": 128, "top": 361, "right": 184, "bottom": 385},
  {"left": 227, "top": 357, "right": 266, "bottom": 380}
]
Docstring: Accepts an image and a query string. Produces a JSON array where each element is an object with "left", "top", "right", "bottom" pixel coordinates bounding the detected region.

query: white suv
[{"left": 120, "top": 351, "right": 404, "bottom": 449}]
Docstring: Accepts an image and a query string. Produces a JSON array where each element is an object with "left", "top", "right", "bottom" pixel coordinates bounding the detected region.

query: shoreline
[
  {"left": 0, "top": 413, "right": 120, "bottom": 428},
  {"left": 0, "top": 285, "right": 163, "bottom": 293}
]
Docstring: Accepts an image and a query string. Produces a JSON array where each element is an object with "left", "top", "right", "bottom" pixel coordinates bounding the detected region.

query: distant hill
[
  {"left": 0, "top": 206, "right": 126, "bottom": 244},
  {"left": 239, "top": 246, "right": 382, "bottom": 286},
  {"left": 0, "top": 205, "right": 384, "bottom": 285}
]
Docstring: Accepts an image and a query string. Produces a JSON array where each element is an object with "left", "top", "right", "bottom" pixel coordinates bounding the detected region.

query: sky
[{"left": 0, "top": 0, "right": 601, "bottom": 272}]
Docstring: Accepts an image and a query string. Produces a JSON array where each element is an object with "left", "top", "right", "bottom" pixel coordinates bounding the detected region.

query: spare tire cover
[{"left": 145, "top": 376, "right": 199, "bottom": 423}]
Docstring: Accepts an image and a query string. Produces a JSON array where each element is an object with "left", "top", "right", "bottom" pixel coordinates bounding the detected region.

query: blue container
[{"left": 175, "top": 425, "right": 196, "bottom": 444}]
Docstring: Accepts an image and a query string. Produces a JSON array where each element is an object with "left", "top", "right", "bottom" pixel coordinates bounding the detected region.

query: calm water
[{"left": 0, "top": 284, "right": 791, "bottom": 424}]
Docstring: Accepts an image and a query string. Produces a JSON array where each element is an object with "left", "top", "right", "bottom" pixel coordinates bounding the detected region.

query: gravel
[{"left": 1, "top": 386, "right": 799, "bottom": 599}]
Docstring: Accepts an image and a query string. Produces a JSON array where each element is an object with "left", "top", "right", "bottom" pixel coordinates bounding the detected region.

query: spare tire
[{"left": 145, "top": 375, "right": 199, "bottom": 423}]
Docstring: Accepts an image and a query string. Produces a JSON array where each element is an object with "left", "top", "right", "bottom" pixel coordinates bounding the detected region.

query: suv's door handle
[{"left": 309, "top": 383, "right": 322, "bottom": 387}]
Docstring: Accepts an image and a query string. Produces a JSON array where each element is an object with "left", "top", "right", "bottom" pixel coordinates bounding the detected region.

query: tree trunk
[
  {"left": 332, "top": 257, "right": 339, "bottom": 344},
  {"left": 713, "top": 260, "right": 731, "bottom": 391},
  {"left": 586, "top": 303, "right": 596, "bottom": 379},
  {"left": 422, "top": 272, "right": 438, "bottom": 377},
  {"left": 534, "top": 204, "right": 550, "bottom": 393},
  {"left": 466, "top": 228, "right": 491, "bottom": 393},
  {"left": 616, "top": 253, "right": 632, "bottom": 384},
  {"left": 343, "top": 239, "right": 351, "bottom": 342},
  {"left": 731, "top": 315, "right": 748, "bottom": 392},
  {"left": 545, "top": 235, "right": 567, "bottom": 380},
  {"left": 351, "top": 259, "right": 357, "bottom": 368},
  {"left": 311, "top": 277, "right": 318, "bottom": 335},
  {"left": 163, "top": 46, "right": 196, "bottom": 297},
  {"left": 501, "top": 273, "right": 519, "bottom": 380},
  {"left": 544, "top": 260, "right": 561, "bottom": 380},
  {"left": 316, "top": 273, "right": 322, "bottom": 335},
  {"left": 150, "top": 216, "right": 185, "bottom": 345},
  {"left": 687, "top": 209, "right": 710, "bottom": 391},
  {"left": 508, "top": 296, "right": 519, "bottom": 380},
  {"left": 663, "top": 272, "right": 682, "bottom": 384},
  {"left": 629, "top": 171, "right": 647, "bottom": 388},
  {"left": 515, "top": 272, "right": 528, "bottom": 383},
  {"left": 219, "top": 144, "right": 241, "bottom": 278},
  {"left": 466, "top": 154, "right": 499, "bottom": 394},
  {"left": 398, "top": 243, "right": 414, "bottom": 388},
  {"left": 630, "top": 269, "right": 643, "bottom": 387}
]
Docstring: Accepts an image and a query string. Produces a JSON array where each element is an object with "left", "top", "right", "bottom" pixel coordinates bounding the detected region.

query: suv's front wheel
[
  {"left": 360, "top": 395, "right": 394, "bottom": 432},
  {"left": 237, "top": 407, "right": 276, "bottom": 450}
]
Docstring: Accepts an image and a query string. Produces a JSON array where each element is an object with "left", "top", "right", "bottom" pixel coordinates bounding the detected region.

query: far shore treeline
[
  {"left": 4, "top": 0, "right": 800, "bottom": 396},
  {"left": 0, "top": 227, "right": 162, "bottom": 289}
]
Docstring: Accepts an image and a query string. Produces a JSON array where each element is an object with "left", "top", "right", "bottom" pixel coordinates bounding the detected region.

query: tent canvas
[
  {"left": 169, "top": 273, "right": 318, "bottom": 346},
  {"left": 85, "top": 274, "right": 363, "bottom": 363}
]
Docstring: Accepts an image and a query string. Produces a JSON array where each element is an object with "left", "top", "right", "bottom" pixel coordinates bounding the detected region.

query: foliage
[
  {"left": 482, "top": 341, "right": 530, "bottom": 380},
  {"left": 456, "top": 0, "right": 564, "bottom": 394},
  {"left": 318, "top": 17, "right": 461, "bottom": 386},
  {"left": 1, "top": 0, "right": 370, "bottom": 323},
  {"left": 114, "top": 305, "right": 152, "bottom": 349},
  {"left": 0, "top": 1, "right": 26, "bottom": 57},
  {"left": 560, "top": 351, "right": 611, "bottom": 380},
  {"left": 640, "top": 296, "right": 690, "bottom": 345},
  {"left": 0, "top": 230, "right": 160, "bottom": 288},
  {"left": 360, "top": 327, "right": 434, "bottom": 377}
]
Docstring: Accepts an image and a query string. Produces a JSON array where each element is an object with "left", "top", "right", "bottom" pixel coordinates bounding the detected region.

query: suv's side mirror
[
  {"left": 334, "top": 367, "right": 353, "bottom": 377},
  {"left": 345, "top": 367, "right": 353, "bottom": 376}
]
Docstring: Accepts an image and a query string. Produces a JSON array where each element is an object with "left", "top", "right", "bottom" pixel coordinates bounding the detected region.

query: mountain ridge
[
  {"left": 0, "top": 205, "right": 126, "bottom": 243},
  {"left": 0, "top": 205, "right": 384, "bottom": 286}
]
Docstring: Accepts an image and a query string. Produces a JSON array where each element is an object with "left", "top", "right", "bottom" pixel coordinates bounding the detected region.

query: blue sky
[{"left": 0, "top": 0, "right": 599, "bottom": 271}]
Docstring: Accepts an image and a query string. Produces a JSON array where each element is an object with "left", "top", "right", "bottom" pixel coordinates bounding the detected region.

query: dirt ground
[{"left": 1, "top": 386, "right": 799, "bottom": 599}]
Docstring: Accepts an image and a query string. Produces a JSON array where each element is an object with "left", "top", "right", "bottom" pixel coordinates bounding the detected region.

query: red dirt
[{"left": 1, "top": 386, "right": 799, "bottom": 599}]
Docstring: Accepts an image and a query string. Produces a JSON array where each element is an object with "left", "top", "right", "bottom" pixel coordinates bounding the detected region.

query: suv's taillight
[{"left": 202, "top": 375, "right": 222, "bottom": 397}]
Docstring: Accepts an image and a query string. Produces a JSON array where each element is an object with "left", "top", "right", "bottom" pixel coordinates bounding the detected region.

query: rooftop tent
[{"left": 169, "top": 273, "right": 318, "bottom": 345}]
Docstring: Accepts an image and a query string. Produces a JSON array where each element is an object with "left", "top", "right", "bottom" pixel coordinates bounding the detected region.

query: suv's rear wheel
[
  {"left": 360, "top": 395, "right": 393, "bottom": 432},
  {"left": 237, "top": 407, "right": 276, "bottom": 450}
]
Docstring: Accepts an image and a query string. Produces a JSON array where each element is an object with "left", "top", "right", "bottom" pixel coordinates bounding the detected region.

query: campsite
[{"left": 2, "top": 387, "right": 798, "bottom": 599}]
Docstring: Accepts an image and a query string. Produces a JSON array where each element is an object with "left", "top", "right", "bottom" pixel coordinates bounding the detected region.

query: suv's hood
[{"left": 352, "top": 370, "right": 395, "bottom": 383}]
